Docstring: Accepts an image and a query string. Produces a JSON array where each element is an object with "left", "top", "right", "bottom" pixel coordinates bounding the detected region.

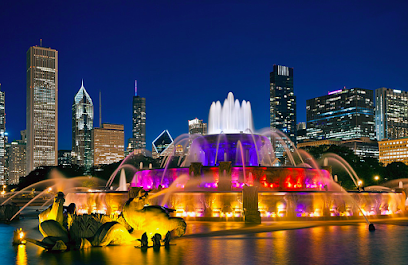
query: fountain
[{"left": 61, "top": 92, "right": 405, "bottom": 225}]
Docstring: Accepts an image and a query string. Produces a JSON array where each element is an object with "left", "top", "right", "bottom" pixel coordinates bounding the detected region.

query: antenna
[
  {"left": 135, "top": 80, "right": 137, "bottom": 96},
  {"left": 99, "top": 91, "right": 102, "bottom": 127},
  {"left": 40, "top": 39, "right": 42, "bottom": 47}
]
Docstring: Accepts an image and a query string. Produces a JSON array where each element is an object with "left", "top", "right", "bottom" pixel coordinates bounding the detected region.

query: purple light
[
  {"left": 135, "top": 80, "right": 137, "bottom": 96},
  {"left": 328, "top": 89, "right": 342, "bottom": 95}
]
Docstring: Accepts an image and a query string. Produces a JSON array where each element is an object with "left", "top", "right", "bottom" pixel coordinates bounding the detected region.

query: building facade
[
  {"left": 131, "top": 80, "right": 146, "bottom": 152},
  {"left": 58, "top": 150, "right": 72, "bottom": 166},
  {"left": 7, "top": 133, "right": 26, "bottom": 185},
  {"left": 306, "top": 88, "right": 375, "bottom": 141},
  {"left": 379, "top": 138, "right": 408, "bottom": 166},
  {"left": 375, "top": 88, "right": 408, "bottom": 141},
  {"left": 0, "top": 84, "right": 5, "bottom": 184},
  {"left": 188, "top": 118, "right": 207, "bottom": 135},
  {"left": 92, "top": 124, "right": 124, "bottom": 165},
  {"left": 270, "top": 65, "right": 297, "bottom": 144},
  {"left": 72, "top": 80, "right": 93, "bottom": 169},
  {"left": 152, "top": 130, "right": 173, "bottom": 159},
  {"left": 26, "top": 46, "right": 58, "bottom": 172}
]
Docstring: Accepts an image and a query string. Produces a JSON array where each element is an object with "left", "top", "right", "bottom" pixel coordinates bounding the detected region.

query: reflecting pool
[{"left": 2, "top": 207, "right": 408, "bottom": 265}]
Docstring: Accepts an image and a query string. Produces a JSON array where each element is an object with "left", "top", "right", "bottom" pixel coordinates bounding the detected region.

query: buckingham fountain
[
  {"left": 6, "top": 92, "right": 407, "bottom": 252},
  {"left": 64, "top": 92, "right": 405, "bottom": 225}
]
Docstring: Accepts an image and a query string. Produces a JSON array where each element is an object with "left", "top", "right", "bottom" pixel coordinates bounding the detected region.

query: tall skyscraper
[
  {"left": 92, "top": 123, "right": 124, "bottom": 165},
  {"left": 72, "top": 80, "right": 93, "bottom": 169},
  {"left": 270, "top": 65, "right": 297, "bottom": 144},
  {"left": 26, "top": 45, "right": 58, "bottom": 172},
  {"left": 0, "top": 84, "right": 5, "bottom": 184},
  {"left": 130, "top": 80, "right": 146, "bottom": 153},
  {"left": 375, "top": 88, "right": 408, "bottom": 140},
  {"left": 306, "top": 88, "right": 375, "bottom": 140},
  {"left": 188, "top": 118, "right": 207, "bottom": 135}
]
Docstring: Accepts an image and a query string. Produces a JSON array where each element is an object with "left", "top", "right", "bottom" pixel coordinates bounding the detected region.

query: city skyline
[{"left": 1, "top": 1, "right": 407, "bottom": 151}]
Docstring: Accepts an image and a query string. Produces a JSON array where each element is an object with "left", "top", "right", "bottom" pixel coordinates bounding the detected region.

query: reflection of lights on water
[{"left": 17, "top": 244, "right": 27, "bottom": 265}]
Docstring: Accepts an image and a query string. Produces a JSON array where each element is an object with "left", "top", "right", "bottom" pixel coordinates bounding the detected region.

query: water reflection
[
  {"left": 16, "top": 245, "right": 27, "bottom": 265},
  {"left": 6, "top": 221, "right": 408, "bottom": 265}
]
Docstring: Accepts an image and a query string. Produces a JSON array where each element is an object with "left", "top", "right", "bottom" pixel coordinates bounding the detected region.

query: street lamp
[
  {"left": 357, "top": 180, "right": 363, "bottom": 187},
  {"left": 374, "top": 175, "right": 380, "bottom": 184}
]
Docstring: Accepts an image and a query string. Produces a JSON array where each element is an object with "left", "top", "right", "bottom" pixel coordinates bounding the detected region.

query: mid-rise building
[
  {"left": 72, "top": 80, "right": 93, "bottom": 169},
  {"left": 306, "top": 88, "right": 375, "bottom": 141},
  {"left": 130, "top": 80, "right": 146, "bottom": 153},
  {"left": 296, "top": 122, "right": 308, "bottom": 143},
  {"left": 0, "top": 84, "right": 5, "bottom": 184},
  {"left": 26, "top": 45, "right": 58, "bottom": 172},
  {"left": 188, "top": 118, "right": 207, "bottom": 135},
  {"left": 58, "top": 150, "right": 72, "bottom": 166},
  {"left": 270, "top": 65, "right": 297, "bottom": 144},
  {"left": 7, "top": 131, "right": 27, "bottom": 185},
  {"left": 92, "top": 124, "right": 124, "bottom": 165},
  {"left": 379, "top": 138, "right": 408, "bottom": 166},
  {"left": 375, "top": 88, "right": 408, "bottom": 140},
  {"left": 152, "top": 130, "right": 173, "bottom": 159}
]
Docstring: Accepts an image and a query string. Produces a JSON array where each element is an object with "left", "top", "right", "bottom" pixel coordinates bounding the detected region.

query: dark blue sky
[{"left": 1, "top": 0, "right": 407, "bottom": 150}]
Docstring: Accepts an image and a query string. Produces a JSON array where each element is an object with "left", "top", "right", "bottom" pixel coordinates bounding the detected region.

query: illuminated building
[
  {"left": 306, "top": 87, "right": 375, "bottom": 140},
  {"left": 152, "top": 130, "right": 173, "bottom": 159},
  {"left": 7, "top": 135, "right": 26, "bottom": 185},
  {"left": 379, "top": 138, "right": 408, "bottom": 166},
  {"left": 58, "top": 150, "right": 72, "bottom": 166},
  {"left": 188, "top": 118, "right": 207, "bottom": 135},
  {"left": 26, "top": 45, "right": 58, "bottom": 172},
  {"left": 296, "top": 122, "right": 308, "bottom": 143},
  {"left": 72, "top": 80, "right": 93, "bottom": 169},
  {"left": 375, "top": 88, "right": 408, "bottom": 140},
  {"left": 0, "top": 84, "right": 5, "bottom": 184},
  {"left": 92, "top": 124, "right": 124, "bottom": 165},
  {"left": 270, "top": 65, "right": 297, "bottom": 144},
  {"left": 130, "top": 80, "right": 146, "bottom": 153}
]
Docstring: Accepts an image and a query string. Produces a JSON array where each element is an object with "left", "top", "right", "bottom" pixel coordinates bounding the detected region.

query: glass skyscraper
[
  {"left": 130, "top": 80, "right": 146, "bottom": 152},
  {"left": 270, "top": 65, "right": 297, "bottom": 144},
  {"left": 72, "top": 80, "right": 93, "bottom": 169},
  {"left": 26, "top": 46, "right": 58, "bottom": 172},
  {"left": 375, "top": 87, "right": 408, "bottom": 140},
  {"left": 306, "top": 88, "right": 375, "bottom": 140}
]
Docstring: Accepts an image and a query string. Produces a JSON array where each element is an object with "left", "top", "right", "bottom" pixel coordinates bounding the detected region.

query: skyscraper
[
  {"left": 7, "top": 131, "right": 26, "bottom": 185},
  {"left": 26, "top": 45, "right": 58, "bottom": 172},
  {"left": 307, "top": 88, "right": 375, "bottom": 140},
  {"left": 130, "top": 80, "right": 146, "bottom": 153},
  {"left": 0, "top": 84, "right": 5, "bottom": 184},
  {"left": 92, "top": 124, "right": 124, "bottom": 165},
  {"left": 72, "top": 80, "right": 93, "bottom": 169},
  {"left": 270, "top": 65, "right": 297, "bottom": 144},
  {"left": 375, "top": 88, "right": 408, "bottom": 140},
  {"left": 188, "top": 118, "right": 207, "bottom": 135}
]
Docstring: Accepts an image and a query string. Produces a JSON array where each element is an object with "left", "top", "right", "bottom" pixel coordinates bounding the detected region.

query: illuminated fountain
[{"left": 65, "top": 92, "right": 405, "bottom": 224}]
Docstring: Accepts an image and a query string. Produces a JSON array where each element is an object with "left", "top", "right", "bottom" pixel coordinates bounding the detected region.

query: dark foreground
[{"left": 1, "top": 207, "right": 408, "bottom": 265}]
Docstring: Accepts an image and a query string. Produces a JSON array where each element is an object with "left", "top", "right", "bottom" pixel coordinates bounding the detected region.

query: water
[
  {"left": 208, "top": 92, "right": 254, "bottom": 135},
  {"left": 2, "top": 207, "right": 408, "bottom": 265}
]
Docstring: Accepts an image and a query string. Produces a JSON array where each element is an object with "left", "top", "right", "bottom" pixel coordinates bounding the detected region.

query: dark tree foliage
[
  {"left": 302, "top": 145, "right": 384, "bottom": 190},
  {"left": 383, "top": 162, "right": 408, "bottom": 181}
]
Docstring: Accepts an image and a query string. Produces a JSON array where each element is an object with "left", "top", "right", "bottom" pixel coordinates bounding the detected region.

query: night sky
[{"left": 1, "top": 0, "right": 407, "bottom": 150}]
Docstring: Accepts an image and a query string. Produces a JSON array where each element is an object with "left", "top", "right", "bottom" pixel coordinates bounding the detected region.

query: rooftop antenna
[
  {"left": 135, "top": 80, "right": 138, "bottom": 96},
  {"left": 99, "top": 91, "right": 102, "bottom": 127},
  {"left": 40, "top": 39, "right": 42, "bottom": 47}
]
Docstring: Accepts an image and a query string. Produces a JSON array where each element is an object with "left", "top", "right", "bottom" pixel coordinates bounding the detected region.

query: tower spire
[
  {"left": 81, "top": 79, "right": 84, "bottom": 88},
  {"left": 135, "top": 80, "right": 138, "bottom": 96}
]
